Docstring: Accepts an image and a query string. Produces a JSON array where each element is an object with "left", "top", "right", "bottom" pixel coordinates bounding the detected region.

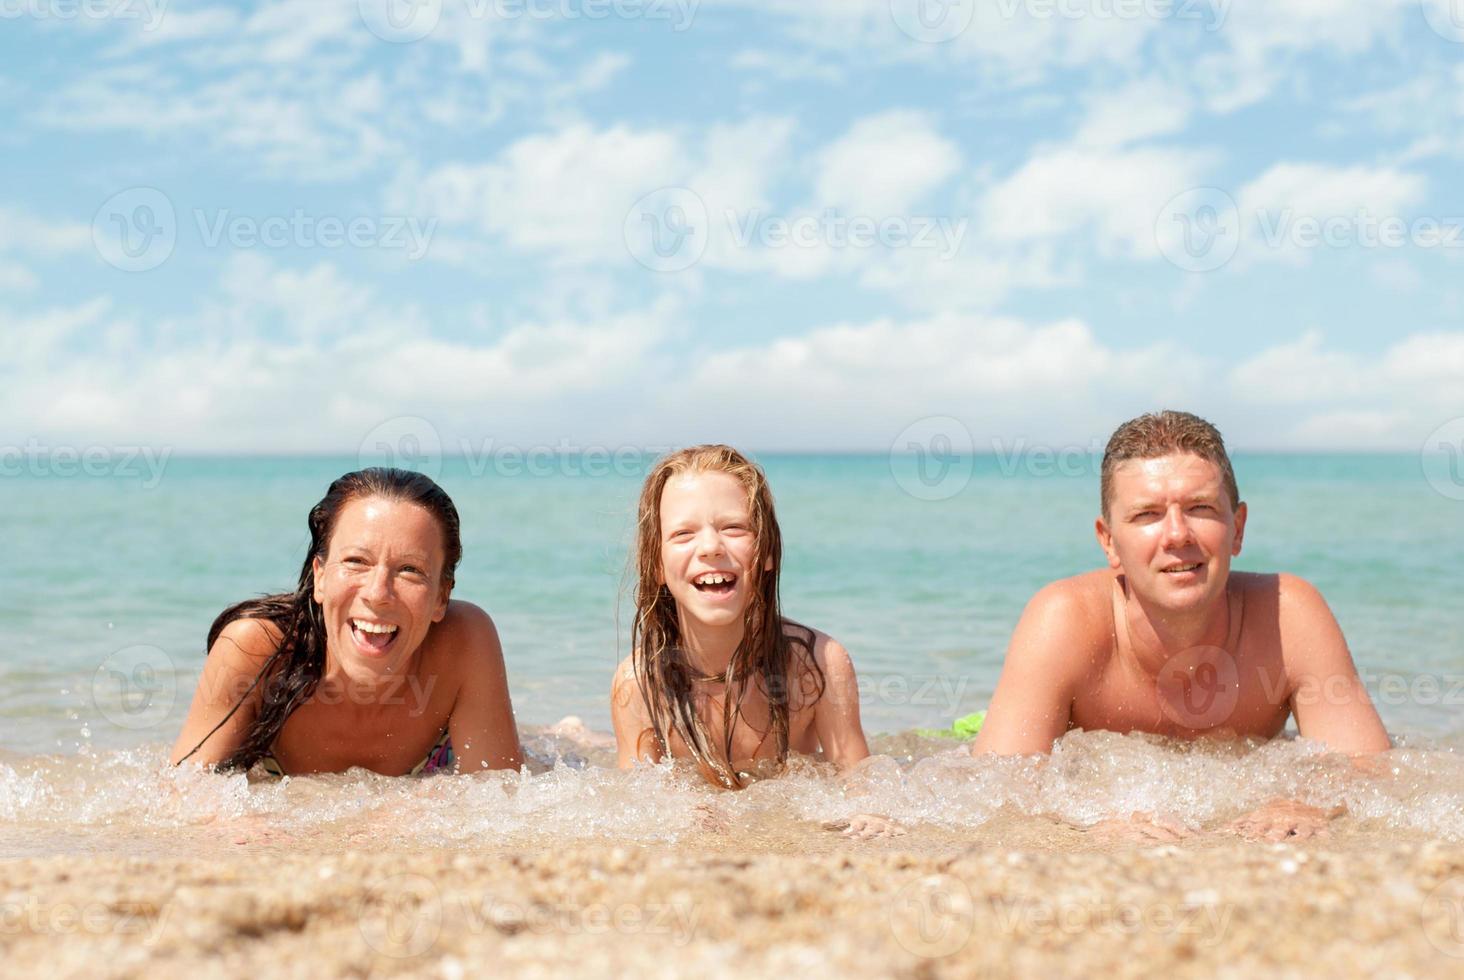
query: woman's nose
[{"left": 362, "top": 564, "right": 394, "bottom": 602}]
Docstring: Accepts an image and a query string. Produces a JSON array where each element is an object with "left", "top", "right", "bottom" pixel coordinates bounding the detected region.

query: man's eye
[{"left": 401, "top": 565, "right": 425, "bottom": 576}]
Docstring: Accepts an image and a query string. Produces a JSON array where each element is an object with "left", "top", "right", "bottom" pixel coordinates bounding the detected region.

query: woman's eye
[
  {"left": 401, "top": 565, "right": 425, "bottom": 577},
  {"left": 343, "top": 556, "right": 368, "bottom": 567}
]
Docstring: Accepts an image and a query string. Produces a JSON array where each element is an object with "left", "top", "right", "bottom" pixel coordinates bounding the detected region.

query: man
[{"left": 972, "top": 410, "right": 1389, "bottom": 839}]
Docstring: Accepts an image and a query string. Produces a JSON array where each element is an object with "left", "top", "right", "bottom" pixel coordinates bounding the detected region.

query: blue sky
[{"left": 3, "top": 0, "right": 1464, "bottom": 456}]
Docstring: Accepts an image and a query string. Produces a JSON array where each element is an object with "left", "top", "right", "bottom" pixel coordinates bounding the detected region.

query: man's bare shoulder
[{"left": 1024, "top": 570, "right": 1115, "bottom": 631}]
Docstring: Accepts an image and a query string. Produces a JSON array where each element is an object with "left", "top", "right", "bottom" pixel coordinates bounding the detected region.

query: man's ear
[
  {"left": 1231, "top": 501, "right": 1247, "bottom": 555},
  {"left": 1095, "top": 516, "right": 1121, "bottom": 570},
  {"left": 312, "top": 556, "right": 325, "bottom": 603}
]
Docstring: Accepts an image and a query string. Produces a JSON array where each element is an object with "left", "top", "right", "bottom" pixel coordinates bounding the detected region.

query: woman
[{"left": 172, "top": 467, "right": 522, "bottom": 775}]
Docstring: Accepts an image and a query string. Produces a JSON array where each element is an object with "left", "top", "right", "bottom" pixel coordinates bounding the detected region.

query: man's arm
[
  {"left": 443, "top": 603, "right": 524, "bottom": 772},
  {"left": 1278, "top": 574, "right": 1391, "bottom": 755},
  {"left": 971, "top": 582, "right": 1090, "bottom": 756}
]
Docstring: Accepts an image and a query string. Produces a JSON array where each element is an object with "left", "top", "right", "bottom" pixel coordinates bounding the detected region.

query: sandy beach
[{"left": 6, "top": 813, "right": 1464, "bottom": 979}]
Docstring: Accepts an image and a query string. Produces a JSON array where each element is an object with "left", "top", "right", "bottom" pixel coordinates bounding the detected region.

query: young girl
[
  {"left": 611, "top": 445, "right": 882, "bottom": 799},
  {"left": 172, "top": 467, "right": 522, "bottom": 776}
]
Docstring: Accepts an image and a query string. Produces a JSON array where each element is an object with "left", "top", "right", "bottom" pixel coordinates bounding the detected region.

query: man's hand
[{"left": 1225, "top": 799, "right": 1342, "bottom": 841}]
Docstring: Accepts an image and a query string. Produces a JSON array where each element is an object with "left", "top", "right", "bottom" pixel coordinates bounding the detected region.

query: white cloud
[
  {"left": 1236, "top": 162, "right": 1428, "bottom": 266},
  {"left": 1, "top": 258, "right": 679, "bottom": 451},
  {"left": 0, "top": 207, "right": 92, "bottom": 255},
  {"left": 1228, "top": 330, "right": 1464, "bottom": 446},
  {"left": 980, "top": 145, "right": 1210, "bottom": 258},
  {"left": 669, "top": 312, "right": 1208, "bottom": 448},
  {"left": 813, "top": 110, "right": 961, "bottom": 216},
  {"left": 1074, "top": 78, "right": 1193, "bottom": 148}
]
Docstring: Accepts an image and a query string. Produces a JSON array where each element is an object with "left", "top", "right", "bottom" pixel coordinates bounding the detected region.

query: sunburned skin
[
  {"left": 171, "top": 495, "right": 522, "bottom": 776},
  {"left": 973, "top": 451, "right": 1390, "bottom": 841}
]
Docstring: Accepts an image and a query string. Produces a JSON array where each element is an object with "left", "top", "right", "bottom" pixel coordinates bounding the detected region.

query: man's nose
[{"left": 1162, "top": 505, "right": 1195, "bottom": 545}]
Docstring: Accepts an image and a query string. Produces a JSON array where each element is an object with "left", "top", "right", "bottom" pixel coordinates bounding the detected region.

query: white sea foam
[{"left": 3, "top": 729, "right": 1462, "bottom": 856}]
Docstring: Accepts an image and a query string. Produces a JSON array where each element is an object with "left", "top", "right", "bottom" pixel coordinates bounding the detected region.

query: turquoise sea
[{"left": 5, "top": 451, "right": 1463, "bottom": 758}]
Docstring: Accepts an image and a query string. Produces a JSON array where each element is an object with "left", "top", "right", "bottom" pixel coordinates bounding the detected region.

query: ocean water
[
  {"left": 4, "top": 452, "right": 1463, "bottom": 756},
  {"left": 4, "top": 452, "right": 1464, "bottom": 854}
]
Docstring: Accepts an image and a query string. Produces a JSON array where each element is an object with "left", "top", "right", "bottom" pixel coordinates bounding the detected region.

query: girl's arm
[
  {"left": 810, "top": 634, "right": 872, "bottom": 770},
  {"left": 611, "top": 656, "right": 662, "bottom": 767}
]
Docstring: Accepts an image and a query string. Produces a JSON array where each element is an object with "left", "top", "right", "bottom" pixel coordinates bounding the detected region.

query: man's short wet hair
[{"left": 1100, "top": 410, "right": 1240, "bottom": 518}]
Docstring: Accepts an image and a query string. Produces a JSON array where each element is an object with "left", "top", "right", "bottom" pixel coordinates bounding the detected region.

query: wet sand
[{"left": 6, "top": 819, "right": 1464, "bottom": 979}]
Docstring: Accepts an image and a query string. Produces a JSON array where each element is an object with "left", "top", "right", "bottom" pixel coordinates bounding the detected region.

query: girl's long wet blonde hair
[{"left": 629, "top": 445, "right": 821, "bottom": 788}]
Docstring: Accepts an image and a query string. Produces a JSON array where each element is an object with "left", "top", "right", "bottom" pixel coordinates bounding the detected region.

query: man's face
[{"left": 1096, "top": 452, "right": 1246, "bottom": 614}]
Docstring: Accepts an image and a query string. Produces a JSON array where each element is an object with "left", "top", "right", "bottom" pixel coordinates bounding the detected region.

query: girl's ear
[{"left": 763, "top": 555, "right": 774, "bottom": 572}]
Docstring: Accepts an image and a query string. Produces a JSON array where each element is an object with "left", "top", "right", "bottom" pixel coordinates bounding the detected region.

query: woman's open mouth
[{"left": 350, "top": 618, "right": 400, "bottom": 655}]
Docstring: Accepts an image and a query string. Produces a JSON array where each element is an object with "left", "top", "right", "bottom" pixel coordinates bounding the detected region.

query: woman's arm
[
  {"left": 170, "top": 618, "right": 281, "bottom": 766},
  {"left": 442, "top": 603, "right": 523, "bottom": 772}
]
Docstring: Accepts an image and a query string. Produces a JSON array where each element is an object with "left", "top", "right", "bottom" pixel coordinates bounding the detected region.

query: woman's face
[{"left": 311, "top": 495, "right": 451, "bottom": 683}]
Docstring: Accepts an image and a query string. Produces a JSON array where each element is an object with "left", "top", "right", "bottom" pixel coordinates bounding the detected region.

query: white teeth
[
  {"left": 352, "top": 620, "right": 398, "bottom": 634},
  {"left": 695, "top": 573, "right": 733, "bottom": 586}
]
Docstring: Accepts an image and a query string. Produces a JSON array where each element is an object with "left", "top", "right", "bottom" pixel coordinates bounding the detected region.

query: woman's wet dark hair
[{"left": 175, "top": 467, "right": 462, "bottom": 772}]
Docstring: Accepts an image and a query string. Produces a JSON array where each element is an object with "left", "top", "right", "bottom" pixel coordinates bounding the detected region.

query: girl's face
[
  {"left": 312, "top": 495, "right": 451, "bottom": 683},
  {"left": 657, "top": 470, "right": 761, "bottom": 631}
]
